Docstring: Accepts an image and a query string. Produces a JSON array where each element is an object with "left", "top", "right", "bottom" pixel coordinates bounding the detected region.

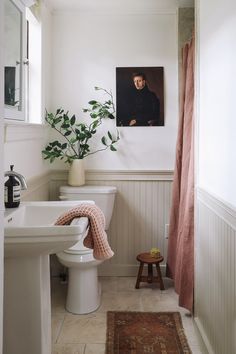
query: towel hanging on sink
[{"left": 55, "top": 203, "right": 114, "bottom": 260}]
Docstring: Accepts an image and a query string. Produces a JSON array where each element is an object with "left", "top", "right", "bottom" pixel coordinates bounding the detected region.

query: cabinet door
[{"left": 4, "top": 0, "right": 27, "bottom": 121}]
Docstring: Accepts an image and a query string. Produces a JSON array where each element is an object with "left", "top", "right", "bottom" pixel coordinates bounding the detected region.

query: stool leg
[
  {"left": 147, "top": 264, "right": 153, "bottom": 283},
  {"left": 156, "top": 264, "right": 165, "bottom": 290},
  {"left": 135, "top": 262, "right": 144, "bottom": 289}
]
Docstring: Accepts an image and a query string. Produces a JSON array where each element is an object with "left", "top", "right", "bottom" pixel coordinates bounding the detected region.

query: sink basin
[
  {"left": 4, "top": 200, "right": 93, "bottom": 354},
  {"left": 4, "top": 201, "right": 90, "bottom": 257}
]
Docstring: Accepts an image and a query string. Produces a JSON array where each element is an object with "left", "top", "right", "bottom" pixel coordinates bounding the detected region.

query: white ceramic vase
[{"left": 68, "top": 159, "right": 85, "bottom": 186}]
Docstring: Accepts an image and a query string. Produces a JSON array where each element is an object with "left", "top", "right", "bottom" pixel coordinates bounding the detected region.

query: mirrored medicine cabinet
[{"left": 4, "top": 0, "right": 27, "bottom": 121}]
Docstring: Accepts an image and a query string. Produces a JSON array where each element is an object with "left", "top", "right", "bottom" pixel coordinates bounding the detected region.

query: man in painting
[{"left": 128, "top": 72, "right": 160, "bottom": 126}]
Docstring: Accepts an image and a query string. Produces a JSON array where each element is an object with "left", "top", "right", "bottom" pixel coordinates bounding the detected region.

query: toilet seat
[
  {"left": 63, "top": 225, "right": 91, "bottom": 255},
  {"left": 57, "top": 250, "right": 102, "bottom": 267},
  {"left": 64, "top": 248, "right": 93, "bottom": 255}
]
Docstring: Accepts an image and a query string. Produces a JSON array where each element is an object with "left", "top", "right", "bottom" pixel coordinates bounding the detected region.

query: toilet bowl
[
  {"left": 57, "top": 228, "right": 103, "bottom": 314},
  {"left": 57, "top": 185, "right": 117, "bottom": 314}
]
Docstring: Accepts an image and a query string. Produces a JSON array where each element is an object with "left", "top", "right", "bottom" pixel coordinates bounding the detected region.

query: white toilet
[{"left": 56, "top": 185, "right": 117, "bottom": 314}]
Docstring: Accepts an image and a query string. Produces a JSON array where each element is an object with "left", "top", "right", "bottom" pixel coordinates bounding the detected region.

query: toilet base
[{"left": 66, "top": 265, "right": 102, "bottom": 314}]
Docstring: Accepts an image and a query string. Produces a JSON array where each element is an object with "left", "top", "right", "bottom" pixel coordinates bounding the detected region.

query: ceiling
[{"left": 44, "top": 0, "right": 194, "bottom": 11}]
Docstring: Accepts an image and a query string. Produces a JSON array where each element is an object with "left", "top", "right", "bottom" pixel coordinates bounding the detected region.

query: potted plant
[{"left": 42, "top": 87, "right": 120, "bottom": 186}]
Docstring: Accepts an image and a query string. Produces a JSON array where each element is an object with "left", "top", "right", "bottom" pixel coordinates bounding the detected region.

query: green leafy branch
[{"left": 42, "top": 87, "right": 119, "bottom": 164}]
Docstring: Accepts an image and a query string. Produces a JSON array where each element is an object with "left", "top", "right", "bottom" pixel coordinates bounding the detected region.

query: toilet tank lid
[{"left": 60, "top": 185, "right": 117, "bottom": 194}]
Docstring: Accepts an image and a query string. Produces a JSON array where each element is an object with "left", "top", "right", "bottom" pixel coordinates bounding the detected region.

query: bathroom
[{"left": 1, "top": 0, "right": 236, "bottom": 353}]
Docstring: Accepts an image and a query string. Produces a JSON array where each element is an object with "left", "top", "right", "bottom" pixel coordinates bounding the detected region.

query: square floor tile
[
  {"left": 52, "top": 314, "right": 65, "bottom": 344},
  {"left": 57, "top": 313, "right": 106, "bottom": 344},
  {"left": 84, "top": 343, "right": 106, "bottom": 354},
  {"left": 52, "top": 343, "right": 85, "bottom": 354}
]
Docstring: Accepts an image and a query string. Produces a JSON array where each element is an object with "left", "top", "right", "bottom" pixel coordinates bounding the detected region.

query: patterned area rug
[{"left": 106, "top": 311, "right": 192, "bottom": 354}]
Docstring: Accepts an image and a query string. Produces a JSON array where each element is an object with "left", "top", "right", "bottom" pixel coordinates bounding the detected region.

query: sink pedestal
[
  {"left": 4, "top": 255, "right": 51, "bottom": 354},
  {"left": 4, "top": 201, "right": 90, "bottom": 354}
]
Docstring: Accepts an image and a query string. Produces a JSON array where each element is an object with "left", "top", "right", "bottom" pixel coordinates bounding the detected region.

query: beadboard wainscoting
[
  {"left": 49, "top": 170, "right": 173, "bottom": 276},
  {"left": 195, "top": 188, "right": 236, "bottom": 354}
]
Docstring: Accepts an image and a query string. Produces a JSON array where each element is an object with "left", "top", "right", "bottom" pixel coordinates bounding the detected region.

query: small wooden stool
[{"left": 135, "top": 252, "right": 165, "bottom": 290}]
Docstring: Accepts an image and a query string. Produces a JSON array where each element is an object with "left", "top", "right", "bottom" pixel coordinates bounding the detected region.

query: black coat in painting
[{"left": 128, "top": 85, "right": 160, "bottom": 126}]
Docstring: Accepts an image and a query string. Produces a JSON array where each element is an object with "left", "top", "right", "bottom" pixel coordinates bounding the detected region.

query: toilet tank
[{"left": 59, "top": 185, "right": 117, "bottom": 230}]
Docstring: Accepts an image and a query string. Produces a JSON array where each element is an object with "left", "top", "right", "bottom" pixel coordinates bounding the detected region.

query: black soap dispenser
[{"left": 4, "top": 165, "right": 21, "bottom": 208}]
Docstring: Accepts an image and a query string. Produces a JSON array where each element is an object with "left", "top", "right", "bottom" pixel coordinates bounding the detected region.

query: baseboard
[
  {"left": 194, "top": 317, "right": 215, "bottom": 354},
  {"left": 98, "top": 263, "right": 166, "bottom": 277}
]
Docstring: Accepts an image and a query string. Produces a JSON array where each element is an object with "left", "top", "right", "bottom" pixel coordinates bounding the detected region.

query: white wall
[
  {"left": 198, "top": 0, "right": 236, "bottom": 207},
  {"left": 4, "top": 124, "right": 49, "bottom": 179},
  {"left": 0, "top": 0, "right": 4, "bottom": 351},
  {"left": 50, "top": 2, "right": 179, "bottom": 171}
]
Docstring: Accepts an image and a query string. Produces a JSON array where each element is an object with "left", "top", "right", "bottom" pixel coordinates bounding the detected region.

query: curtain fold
[{"left": 166, "top": 36, "right": 195, "bottom": 313}]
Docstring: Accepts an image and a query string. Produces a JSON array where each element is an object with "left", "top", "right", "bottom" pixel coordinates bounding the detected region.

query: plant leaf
[
  {"left": 70, "top": 115, "right": 76, "bottom": 125},
  {"left": 91, "top": 120, "right": 99, "bottom": 129},
  {"left": 88, "top": 100, "right": 97, "bottom": 105},
  {"left": 54, "top": 117, "right": 62, "bottom": 124},
  {"left": 64, "top": 131, "right": 71, "bottom": 136},
  {"left": 62, "top": 123, "right": 70, "bottom": 129},
  {"left": 101, "top": 136, "right": 107, "bottom": 146},
  {"left": 110, "top": 145, "right": 117, "bottom": 151},
  {"left": 78, "top": 133, "right": 86, "bottom": 140},
  {"left": 63, "top": 113, "right": 69, "bottom": 120}
]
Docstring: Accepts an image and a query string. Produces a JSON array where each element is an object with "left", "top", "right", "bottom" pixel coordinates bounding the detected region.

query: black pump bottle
[{"left": 4, "top": 165, "right": 21, "bottom": 208}]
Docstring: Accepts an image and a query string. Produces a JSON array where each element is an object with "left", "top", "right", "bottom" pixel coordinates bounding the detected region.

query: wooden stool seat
[{"left": 135, "top": 252, "right": 165, "bottom": 290}]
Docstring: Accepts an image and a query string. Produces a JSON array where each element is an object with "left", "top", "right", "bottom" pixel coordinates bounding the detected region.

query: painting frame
[{"left": 116, "top": 66, "right": 164, "bottom": 127}]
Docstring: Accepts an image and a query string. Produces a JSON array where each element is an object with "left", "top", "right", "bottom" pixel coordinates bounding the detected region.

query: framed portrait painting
[{"left": 116, "top": 67, "right": 164, "bottom": 127}]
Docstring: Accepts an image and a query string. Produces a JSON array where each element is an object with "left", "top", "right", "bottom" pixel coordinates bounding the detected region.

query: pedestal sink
[{"left": 4, "top": 201, "right": 90, "bottom": 354}]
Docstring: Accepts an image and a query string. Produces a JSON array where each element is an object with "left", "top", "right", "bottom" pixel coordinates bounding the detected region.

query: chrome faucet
[{"left": 4, "top": 169, "right": 28, "bottom": 190}]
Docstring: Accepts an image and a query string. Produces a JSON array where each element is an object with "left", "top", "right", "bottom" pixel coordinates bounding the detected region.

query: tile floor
[{"left": 51, "top": 276, "right": 204, "bottom": 354}]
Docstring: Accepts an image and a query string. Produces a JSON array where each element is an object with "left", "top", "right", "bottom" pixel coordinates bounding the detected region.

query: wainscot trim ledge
[
  {"left": 4, "top": 122, "right": 48, "bottom": 142},
  {"left": 197, "top": 187, "right": 236, "bottom": 231},
  {"left": 50, "top": 169, "right": 174, "bottom": 182}
]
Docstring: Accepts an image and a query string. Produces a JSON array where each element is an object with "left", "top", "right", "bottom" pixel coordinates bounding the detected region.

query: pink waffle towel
[{"left": 55, "top": 203, "right": 114, "bottom": 260}]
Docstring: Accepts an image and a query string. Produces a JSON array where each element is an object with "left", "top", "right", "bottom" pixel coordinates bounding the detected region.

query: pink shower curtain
[{"left": 166, "top": 36, "right": 195, "bottom": 313}]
